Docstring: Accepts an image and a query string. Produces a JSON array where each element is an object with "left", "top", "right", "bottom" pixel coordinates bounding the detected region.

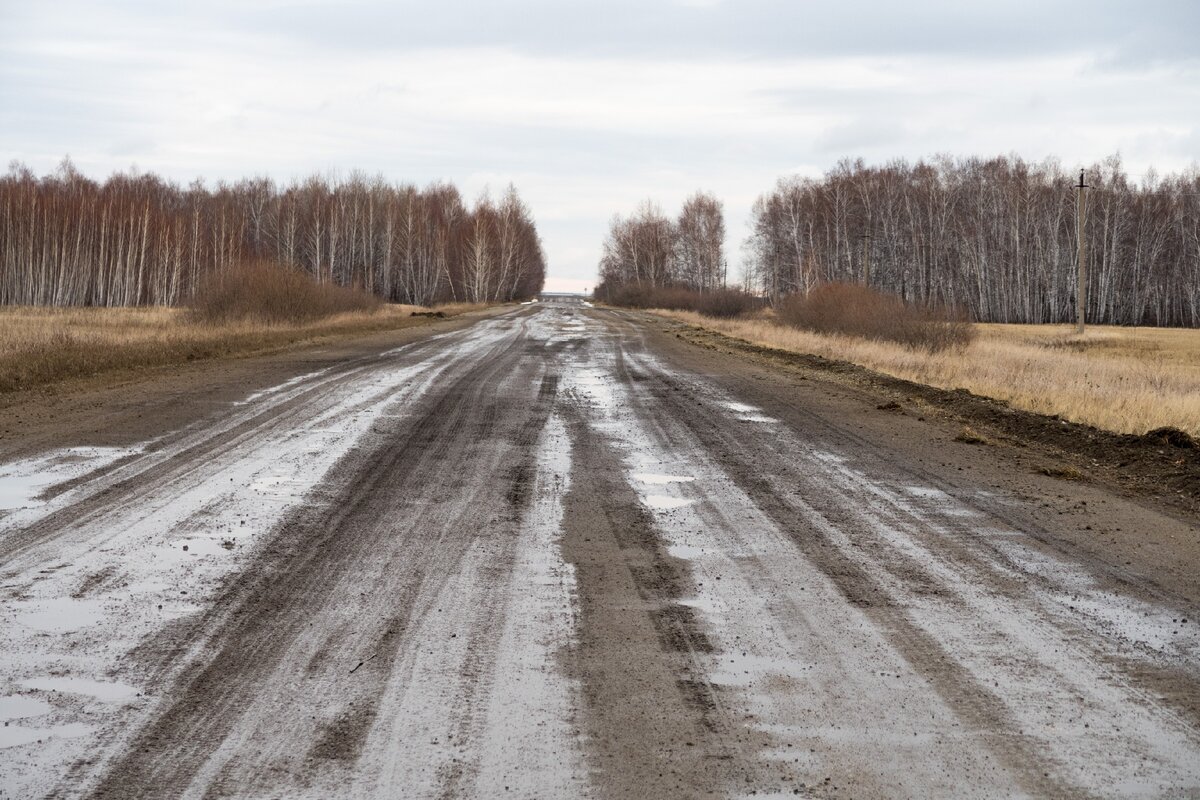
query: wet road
[{"left": 1, "top": 305, "right": 1199, "bottom": 798}]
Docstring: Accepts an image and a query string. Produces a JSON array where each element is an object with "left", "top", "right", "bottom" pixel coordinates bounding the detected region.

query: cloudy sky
[{"left": 2, "top": 1, "right": 1198, "bottom": 291}]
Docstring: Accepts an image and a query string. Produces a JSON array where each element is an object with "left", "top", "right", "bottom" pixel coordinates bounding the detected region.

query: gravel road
[{"left": 1, "top": 305, "right": 1198, "bottom": 799}]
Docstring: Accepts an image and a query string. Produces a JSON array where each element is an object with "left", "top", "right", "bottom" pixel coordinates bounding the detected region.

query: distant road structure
[{"left": 538, "top": 292, "right": 588, "bottom": 305}]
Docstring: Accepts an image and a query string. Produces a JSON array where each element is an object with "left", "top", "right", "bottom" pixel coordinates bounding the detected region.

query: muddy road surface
[{"left": 2, "top": 306, "right": 1199, "bottom": 799}]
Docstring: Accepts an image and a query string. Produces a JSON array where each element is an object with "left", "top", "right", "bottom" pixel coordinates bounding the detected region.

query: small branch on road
[{"left": 348, "top": 653, "right": 378, "bottom": 675}]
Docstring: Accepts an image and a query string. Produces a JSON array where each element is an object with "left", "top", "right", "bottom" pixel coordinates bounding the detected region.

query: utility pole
[{"left": 1076, "top": 169, "right": 1089, "bottom": 335}]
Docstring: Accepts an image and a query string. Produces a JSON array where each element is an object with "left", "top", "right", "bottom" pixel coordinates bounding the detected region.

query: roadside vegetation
[
  {"left": 0, "top": 159, "right": 546, "bottom": 308},
  {"left": 189, "top": 261, "right": 382, "bottom": 324},
  {"left": 601, "top": 285, "right": 762, "bottom": 319},
  {"left": 593, "top": 158, "right": 1200, "bottom": 438},
  {"left": 655, "top": 308, "right": 1200, "bottom": 437},
  {"left": 745, "top": 154, "right": 1200, "bottom": 327},
  {"left": 776, "top": 282, "right": 973, "bottom": 352},
  {"left": 0, "top": 264, "right": 484, "bottom": 393}
]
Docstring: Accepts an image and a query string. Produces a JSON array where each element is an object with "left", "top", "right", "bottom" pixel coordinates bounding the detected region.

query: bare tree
[
  {"left": 0, "top": 162, "right": 546, "bottom": 307},
  {"left": 744, "top": 154, "right": 1200, "bottom": 326}
]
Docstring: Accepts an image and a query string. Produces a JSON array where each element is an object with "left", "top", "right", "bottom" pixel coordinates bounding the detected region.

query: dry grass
[
  {"left": 655, "top": 310, "right": 1200, "bottom": 437},
  {"left": 953, "top": 426, "right": 991, "bottom": 445},
  {"left": 0, "top": 302, "right": 486, "bottom": 393}
]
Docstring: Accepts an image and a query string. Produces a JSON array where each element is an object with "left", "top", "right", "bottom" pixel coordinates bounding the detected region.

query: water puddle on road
[
  {"left": 710, "top": 651, "right": 814, "bottom": 689},
  {"left": 643, "top": 494, "right": 695, "bottom": 511},
  {"left": 22, "top": 677, "right": 138, "bottom": 703},
  {"left": 668, "top": 542, "right": 709, "bottom": 560},
  {"left": 0, "top": 446, "right": 140, "bottom": 513},
  {"left": 0, "top": 722, "right": 92, "bottom": 750},
  {"left": 632, "top": 473, "right": 696, "bottom": 485},
  {"left": 0, "top": 695, "right": 51, "bottom": 721},
  {"left": 14, "top": 596, "right": 105, "bottom": 633}
]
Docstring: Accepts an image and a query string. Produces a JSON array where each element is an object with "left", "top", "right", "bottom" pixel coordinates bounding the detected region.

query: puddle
[
  {"left": 643, "top": 494, "right": 695, "bottom": 511},
  {"left": 632, "top": 473, "right": 696, "bottom": 485},
  {"left": 23, "top": 677, "right": 138, "bottom": 703},
  {"left": 711, "top": 651, "right": 813, "bottom": 688},
  {"left": 0, "top": 446, "right": 138, "bottom": 511},
  {"left": 0, "top": 472, "right": 53, "bottom": 511},
  {"left": 0, "top": 695, "right": 51, "bottom": 721},
  {"left": 668, "top": 543, "right": 709, "bottom": 560},
  {"left": 16, "top": 597, "right": 104, "bottom": 632},
  {"left": 0, "top": 722, "right": 92, "bottom": 750},
  {"left": 723, "top": 401, "right": 760, "bottom": 414},
  {"left": 737, "top": 415, "right": 779, "bottom": 424}
]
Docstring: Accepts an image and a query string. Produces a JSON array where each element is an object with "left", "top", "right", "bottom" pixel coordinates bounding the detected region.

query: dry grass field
[
  {"left": 655, "top": 310, "right": 1200, "bottom": 437},
  {"left": 0, "top": 303, "right": 485, "bottom": 393}
]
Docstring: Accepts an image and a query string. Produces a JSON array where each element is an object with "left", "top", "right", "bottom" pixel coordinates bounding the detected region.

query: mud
[{"left": 0, "top": 305, "right": 1197, "bottom": 799}]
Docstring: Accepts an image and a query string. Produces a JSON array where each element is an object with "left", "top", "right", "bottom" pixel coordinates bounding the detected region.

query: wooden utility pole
[{"left": 1076, "top": 169, "right": 1088, "bottom": 334}]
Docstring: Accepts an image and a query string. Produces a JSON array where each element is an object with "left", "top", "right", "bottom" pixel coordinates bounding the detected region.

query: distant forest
[
  {"left": 597, "top": 191, "right": 727, "bottom": 295},
  {"left": 746, "top": 155, "right": 1200, "bottom": 326},
  {"left": 0, "top": 160, "right": 546, "bottom": 307}
]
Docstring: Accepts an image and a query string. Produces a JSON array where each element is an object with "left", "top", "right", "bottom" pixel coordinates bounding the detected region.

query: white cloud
[{"left": 2, "top": 1, "right": 1197, "bottom": 287}]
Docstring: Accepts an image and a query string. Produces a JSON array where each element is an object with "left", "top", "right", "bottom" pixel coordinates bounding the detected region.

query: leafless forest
[
  {"left": 598, "top": 191, "right": 727, "bottom": 294},
  {"left": 746, "top": 155, "right": 1200, "bottom": 326},
  {"left": 0, "top": 160, "right": 545, "bottom": 307}
]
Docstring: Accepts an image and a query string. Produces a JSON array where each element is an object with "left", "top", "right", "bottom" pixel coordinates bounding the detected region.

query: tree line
[
  {"left": 596, "top": 191, "right": 726, "bottom": 298},
  {"left": 745, "top": 155, "right": 1200, "bottom": 326},
  {"left": 0, "top": 159, "right": 546, "bottom": 307}
]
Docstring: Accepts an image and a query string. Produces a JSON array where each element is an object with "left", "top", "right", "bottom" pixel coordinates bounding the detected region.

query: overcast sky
[{"left": 2, "top": 1, "right": 1198, "bottom": 292}]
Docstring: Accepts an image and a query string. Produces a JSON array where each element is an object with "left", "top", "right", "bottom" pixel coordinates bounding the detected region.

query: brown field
[
  {"left": 653, "top": 310, "right": 1200, "bottom": 437},
  {"left": 0, "top": 303, "right": 486, "bottom": 394}
]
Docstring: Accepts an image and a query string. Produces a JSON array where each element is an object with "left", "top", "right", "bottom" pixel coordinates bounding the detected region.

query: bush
[
  {"left": 602, "top": 284, "right": 761, "bottom": 318},
  {"left": 776, "top": 282, "right": 974, "bottom": 352},
  {"left": 695, "top": 288, "right": 762, "bottom": 318},
  {"left": 189, "top": 261, "right": 381, "bottom": 325}
]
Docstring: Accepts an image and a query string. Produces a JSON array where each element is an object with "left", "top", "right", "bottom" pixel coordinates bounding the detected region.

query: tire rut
[{"left": 80, "top": 324, "right": 560, "bottom": 799}]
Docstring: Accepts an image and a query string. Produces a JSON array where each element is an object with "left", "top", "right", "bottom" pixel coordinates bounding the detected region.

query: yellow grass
[
  {"left": 655, "top": 310, "right": 1200, "bottom": 437},
  {"left": 0, "top": 303, "right": 487, "bottom": 393}
]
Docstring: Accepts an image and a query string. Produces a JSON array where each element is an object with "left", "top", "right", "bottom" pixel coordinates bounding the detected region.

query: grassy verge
[
  {"left": 652, "top": 310, "right": 1200, "bottom": 438},
  {"left": 0, "top": 303, "right": 486, "bottom": 394}
]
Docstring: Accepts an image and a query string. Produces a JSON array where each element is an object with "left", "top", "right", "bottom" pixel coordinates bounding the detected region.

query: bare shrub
[
  {"left": 694, "top": 288, "right": 762, "bottom": 319},
  {"left": 605, "top": 285, "right": 693, "bottom": 311},
  {"left": 190, "top": 261, "right": 380, "bottom": 325},
  {"left": 777, "top": 282, "right": 974, "bottom": 352},
  {"left": 604, "top": 284, "right": 759, "bottom": 318}
]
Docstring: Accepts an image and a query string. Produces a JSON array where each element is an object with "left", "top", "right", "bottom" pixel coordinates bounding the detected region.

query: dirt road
[{"left": 2, "top": 305, "right": 1198, "bottom": 798}]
